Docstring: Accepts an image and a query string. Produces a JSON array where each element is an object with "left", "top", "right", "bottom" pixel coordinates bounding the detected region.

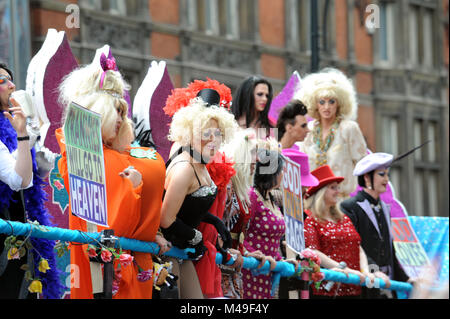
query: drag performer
[
  {"left": 304, "top": 165, "right": 375, "bottom": 299},
  {"left": 161, "top": 86, "right": 236, "bottom": 298},
  {"left": 0, "top": 63, "right": 63, "bottom": 299},
  {"left": 57, "top": 56, "right": 168, "bottom": 299},
  {"left": 340, "top": 152, "right": 411, "bottom": 298},
  {"left": 242, "top": 147, "right": 298, "bottom": 299},
  {"left": 231, "top": 76, "right": 273, "bottom": 137},
  {"left": 276, "top": 99, "right": 310, "bottom": 149},
  {"left": 220, "top": 129, "right": 276, "bottom": 299},
  {"left": 298, "top": 68, "right": 366, "bottom": 199}
]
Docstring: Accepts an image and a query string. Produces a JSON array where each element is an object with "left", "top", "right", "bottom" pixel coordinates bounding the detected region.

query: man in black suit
[{"left": 340, "top": 152, "right": 410, "bottom": 298}]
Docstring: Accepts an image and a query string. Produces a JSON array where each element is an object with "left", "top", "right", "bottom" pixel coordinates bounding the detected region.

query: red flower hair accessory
[
  {"left": 206, "top": 152, "right": 236, "bottom": 189},
  {"left": 164, "top": 78, "right": 232, "bottom": 116}
]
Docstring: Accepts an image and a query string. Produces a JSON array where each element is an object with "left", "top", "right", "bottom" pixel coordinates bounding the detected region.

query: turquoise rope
[{"left": 1, "top": 219, "right": 413, "bottom": 293}]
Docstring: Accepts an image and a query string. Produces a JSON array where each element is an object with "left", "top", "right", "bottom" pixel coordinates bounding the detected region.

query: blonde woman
[
  {"left": 303, "top": 165, "right": 375, "bottom": 299},
  {"left": 297, "top": 68, "right": 367, "bottom": 199},
  {"left": 56, "top": 57, "right": 169, "bottom": 299},
  {"left": 220, "top": 129, "right": 274, "bottom": 298},
  {"left": 160, "top": 89, "right": 237, "bottom": 298}
]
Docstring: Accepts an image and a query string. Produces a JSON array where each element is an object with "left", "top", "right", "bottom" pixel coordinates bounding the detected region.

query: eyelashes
[{"left": 319, "top": 99, "right": 336, "bottom": 105}]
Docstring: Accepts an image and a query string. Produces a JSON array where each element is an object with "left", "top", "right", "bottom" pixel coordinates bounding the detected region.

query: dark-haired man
[{"left": 276, "top": 99, "right": 309, "bottom": 149}]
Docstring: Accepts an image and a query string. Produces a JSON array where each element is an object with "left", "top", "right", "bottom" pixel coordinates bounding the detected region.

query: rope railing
[{"left": 0, "top": 219, "right": 413, "bottom": 295}]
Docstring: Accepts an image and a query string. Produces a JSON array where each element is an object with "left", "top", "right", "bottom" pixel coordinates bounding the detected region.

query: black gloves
[
  {"left": 161, "top": 219, "right": 207, "bottom": 260},
  {"left": 203, "top": 212, "right": 232, "bottom": 250},
  {"left": 187, "top": 241, "right": 207, "bottom": 261}
]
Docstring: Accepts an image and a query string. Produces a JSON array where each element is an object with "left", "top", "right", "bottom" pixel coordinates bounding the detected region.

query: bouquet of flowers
[{"left": 298, "top": 248, "right": 325, "bottom": 289}]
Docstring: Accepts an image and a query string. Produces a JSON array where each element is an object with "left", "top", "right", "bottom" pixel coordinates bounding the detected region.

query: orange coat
[{"left": 56, "top": 128, "right": 165, "bottom": 299}]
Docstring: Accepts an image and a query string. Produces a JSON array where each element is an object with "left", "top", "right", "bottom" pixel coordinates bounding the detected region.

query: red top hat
[{"left": 306, "top": 165, "right": 344, "bottom": 197}]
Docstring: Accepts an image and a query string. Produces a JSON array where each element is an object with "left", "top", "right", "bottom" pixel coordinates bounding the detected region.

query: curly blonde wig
[
  {"left": 295, "top": 68, "right": 358, "bottom": 121},
  {"left": 59, "top": 64, "right": 133, "bottom": 152},
  {"left": 168, "top": 97, "right": 238, "bottom": 146}
]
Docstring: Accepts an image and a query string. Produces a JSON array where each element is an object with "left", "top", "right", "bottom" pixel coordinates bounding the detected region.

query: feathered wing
[
  {"left": 268, "top": 71, "right": 302, "bottom": 127},
  {"left": 133, "top": 60, "right": 173, "bottom": 162}
]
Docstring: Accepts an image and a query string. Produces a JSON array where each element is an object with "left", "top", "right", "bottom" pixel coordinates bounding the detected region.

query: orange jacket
[{"left": 56, "top": 128, "right": 165, "bottom": 299}]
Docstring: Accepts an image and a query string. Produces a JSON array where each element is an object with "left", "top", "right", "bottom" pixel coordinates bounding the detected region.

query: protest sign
[
  {"left": 281, "top": 156, "right": 304, "bottom": 254},
  {"left": 392, "top": 217, "right": 430, "bottom": 278},
  {"left": 63, "top": 102, "right": 108, "bottom": 227}
]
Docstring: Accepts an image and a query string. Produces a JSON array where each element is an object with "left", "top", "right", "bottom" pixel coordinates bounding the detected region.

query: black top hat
[{"left": 196, "top": 88, "right": 220, "bottom": 107}]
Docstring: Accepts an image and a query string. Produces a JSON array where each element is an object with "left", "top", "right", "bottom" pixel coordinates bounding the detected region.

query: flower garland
[
  {"left": 297, "top": 248, "right": 324, "bottom": 289},
  {"left": 312, "top": 119, "right": 340, "bottom": 167},
  {"left": 0, "top": 113, "right": 63, "bottom": 298},
  {"left": 86, "top": 240, "right": 154, "bottom": 297}
]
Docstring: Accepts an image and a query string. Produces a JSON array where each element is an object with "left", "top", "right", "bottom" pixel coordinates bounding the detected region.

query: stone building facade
[{"left": 3, "top": 0, "right": 449, "bottom": 216}]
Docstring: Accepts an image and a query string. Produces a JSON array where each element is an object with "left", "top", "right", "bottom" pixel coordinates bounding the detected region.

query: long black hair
[
  {"left": 253, "top": 149, "right": 284, "bottom": 200},
  {"left": 231, "top": 76, "right": 273, "bottom": 130}
]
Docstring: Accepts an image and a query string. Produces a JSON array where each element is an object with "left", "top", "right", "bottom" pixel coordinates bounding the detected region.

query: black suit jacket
[{"left": 340, "top": 191, "right": 409, "bottom": 283}]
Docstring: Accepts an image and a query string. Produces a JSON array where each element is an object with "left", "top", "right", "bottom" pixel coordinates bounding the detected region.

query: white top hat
[{"left": 353, "top": 152, "right": 394, "bottom": 176}]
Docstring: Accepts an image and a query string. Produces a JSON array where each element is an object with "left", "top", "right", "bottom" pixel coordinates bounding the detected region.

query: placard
[
  {"left": 281, "top": 156, "right": 304, "bottom": 254},
  {"left": 392, "top": 217, "right": 430, "bottom": 278},
  {"left": 63, "top": 102, "right": 108, "bottom": 227}
]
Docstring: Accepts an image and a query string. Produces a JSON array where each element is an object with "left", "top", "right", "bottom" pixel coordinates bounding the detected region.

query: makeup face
[
  {"left": 324, "top": 182, "right": 340, "bottom": 206},
  {"left": 372, "top": 168, "right": 389, "bottom": 195},
  {"left": 199, "top": 118, "right": 222, "bottom": 161},
  {"left": 317, "top": 97, "right": 338, "bottom": 121},
  {"left": 253, "top": 83, "right": 270, "bottom": 113},
  {"left": 0, "top": 69, "right": 15, "bottom": 110},
  {"left": 288, "top": 114, "right": 310, "bottom": 142}
]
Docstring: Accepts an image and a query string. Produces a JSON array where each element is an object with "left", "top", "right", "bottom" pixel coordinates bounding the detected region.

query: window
[
  {"left": 196, "top": 0, "right": 218, "bottom": 35},
  {"left": 0, "top": 0, "right": 31, "bottom": 89},
  {"left": 382, "top": 116, "right": 401, "bottom": 198},
  {"left": 298, "top": 0, "right": 311, "bottom": 52},
  {"left": 378, "top": 1, "right": 396, "bottom": 63},
  {"left": 84, "top": 0, "right": 140, "bottom": 16},
  {"left": 188, "top": 0, "right": 255, "bottom": 40},
  {"left": 408, "top": 3, "right": 437, "bottom": 68},
  {"left": 238, "top": 0, "right": 255, "bottom": 41},
  {"left": 412, "top": 118, "right": 441, "bottom": 216},
  {"left": 218, "top": 0, "right": 239, "bottom": 39}
]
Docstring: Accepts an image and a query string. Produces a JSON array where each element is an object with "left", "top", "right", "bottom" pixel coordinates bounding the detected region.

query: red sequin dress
[
  {"left": 304, "top": 212, "right": 362, "bottom": 297},
  {"left": 242, "top": 188, "right": 286, "bottom": 299}
]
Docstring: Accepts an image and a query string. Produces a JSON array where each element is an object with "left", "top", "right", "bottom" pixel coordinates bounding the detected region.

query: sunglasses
[
  {"left": 201, "top": 128, "right": 223, "bottom": 140},
  {"left": 0, "top": 75, "right": 12, "bottom": 85}
]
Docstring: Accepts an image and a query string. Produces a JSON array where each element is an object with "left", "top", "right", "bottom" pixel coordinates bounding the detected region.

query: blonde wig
[
  {"left": 59, "top": 64, "right": 133, "bottom": 152},
  {"left": 168, "top": 97, "right": 238, "bottom": 146},
  {"left": 296, "top": 68, "right": 358, "bottom": 121},
  {"left": 304, "top": 186, "right": 344, "bottom": 222},
  {"left": 221, "top": 128, "right": 257, "bottom": 212}
]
